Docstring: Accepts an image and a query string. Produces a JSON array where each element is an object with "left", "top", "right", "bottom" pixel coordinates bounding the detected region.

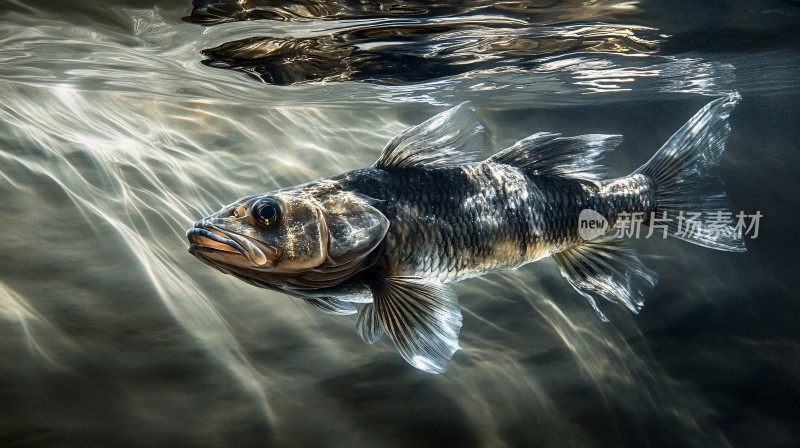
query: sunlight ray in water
[
  {"left": 456, "top": 270, "right": 730, "bottom": 445},
  {"left": 0, "top": 281, "right": 77, "bottom": 370},
  {"left": 0, "top": 83, "right": 277, "bottom": 423}
]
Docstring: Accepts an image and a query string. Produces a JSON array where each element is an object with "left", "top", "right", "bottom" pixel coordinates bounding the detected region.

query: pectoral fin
[
  {"left": 355, "top": 303, "right": 384, "bottom": 344},
  {"left": 303, "top": 298, "right": 357, "bottom": 315},
  {"left": 553, "top": 236, "right": 658, "bottom": 321},
  {"left": 369, "top": 276, "right": 462, "bottom": 374}
]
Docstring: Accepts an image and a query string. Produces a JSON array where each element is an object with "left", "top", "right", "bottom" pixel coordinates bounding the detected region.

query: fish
[{"left": 187, "top": 94, "right": 744, "bottom": 374}]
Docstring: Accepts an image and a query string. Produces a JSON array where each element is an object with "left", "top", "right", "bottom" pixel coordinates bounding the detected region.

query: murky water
[{"left": 1, "top": 1, "right": 799, "bottom": 446}]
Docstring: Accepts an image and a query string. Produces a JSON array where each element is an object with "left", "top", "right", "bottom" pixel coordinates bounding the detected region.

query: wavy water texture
[
  {"left": 0, "top": 282, "right": 77, "bottom": 370},
  {"left": 0, "top": 4, "right": 743, "bottom": 107},
  {"left": 0, "top": 84, "right": 274, "bottom": 423},
  {"left": 185, "top": 0, "right": 642, "bottom": 25},
  {"left": 1, "top": 1, "right": 799, "bottom": 446},
  {"left": 200, "top": 21, "right": 662, "bottom": 85}
]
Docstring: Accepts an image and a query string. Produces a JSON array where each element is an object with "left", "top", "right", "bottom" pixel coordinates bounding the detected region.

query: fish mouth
[{"left": 187, "top": 224, "right": 276, "bottom": 266}]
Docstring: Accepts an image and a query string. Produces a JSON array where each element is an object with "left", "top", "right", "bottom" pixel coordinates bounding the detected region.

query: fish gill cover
[{"left": 184, "top": 0, "right": 662, "bottom": 85}]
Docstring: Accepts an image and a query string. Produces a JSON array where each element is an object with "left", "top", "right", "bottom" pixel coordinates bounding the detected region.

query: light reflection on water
[
  {"left": 0, "top": 4, "right": 739, "bottom": 107},
  {"left": 1, "top": 1, "right": 798, "bottom": 447}
]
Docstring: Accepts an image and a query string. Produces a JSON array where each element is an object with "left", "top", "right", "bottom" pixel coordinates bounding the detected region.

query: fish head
[{"left": 187, "top": 182, "right": 389, "bottom": 292}]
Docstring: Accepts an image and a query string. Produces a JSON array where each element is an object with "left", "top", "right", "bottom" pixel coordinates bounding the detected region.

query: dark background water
[{"left": 1, "top": 1, "right": 799, "bottom": 447}]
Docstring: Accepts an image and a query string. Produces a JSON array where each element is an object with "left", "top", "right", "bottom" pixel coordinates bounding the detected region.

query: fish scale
[{"left": 371, "top": 162, "right": 653, "bottom": 283}]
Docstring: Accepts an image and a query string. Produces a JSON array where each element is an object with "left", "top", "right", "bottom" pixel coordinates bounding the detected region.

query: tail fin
[{"left": 635, "top": 93, "right": 745, "bottom": 252}]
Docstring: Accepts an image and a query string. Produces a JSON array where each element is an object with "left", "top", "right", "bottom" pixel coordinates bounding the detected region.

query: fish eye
[{"left": 251, "top": 198, "right": 282, "bottom": 227}]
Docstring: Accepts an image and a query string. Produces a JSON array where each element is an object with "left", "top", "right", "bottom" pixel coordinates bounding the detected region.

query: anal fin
[
  {"left": 553, "top": 236, "right": 658, "bottom": 321},
  {"left": 370, "top": 276, "right": 462, "bottom": 374}
]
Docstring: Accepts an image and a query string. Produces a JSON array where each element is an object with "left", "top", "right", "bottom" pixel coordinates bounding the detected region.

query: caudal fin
[{"left": 635, "top": 93, "right": 745, "bottom": 252}]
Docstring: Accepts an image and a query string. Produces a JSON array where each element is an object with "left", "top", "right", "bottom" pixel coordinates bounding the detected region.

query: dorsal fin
[
  {"left": 489, "top": 132, "right": 622, "bottom": 181},
  {"left": 373, "top": 102, "right": 483, "bottom": 169}
]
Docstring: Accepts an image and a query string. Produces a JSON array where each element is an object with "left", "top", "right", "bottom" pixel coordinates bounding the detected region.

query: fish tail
[{"left": 634, "top": 93, "right": 745, "bottom": 251}]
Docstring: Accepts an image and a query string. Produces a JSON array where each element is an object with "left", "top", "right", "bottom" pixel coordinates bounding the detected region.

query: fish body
[
  {"left": 328, "top": 163, "right": 652, "bottom": 284},
  {"left": 188, "top": 95, "right": 743, "bottom": 373}
]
